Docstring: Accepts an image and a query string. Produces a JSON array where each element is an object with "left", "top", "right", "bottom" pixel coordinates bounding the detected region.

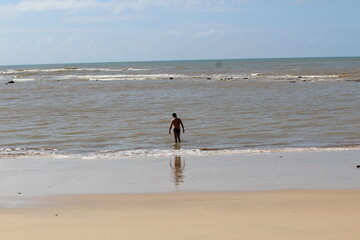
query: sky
[{"left": 0, "top": 0, "right": 359, "bottom": 65}]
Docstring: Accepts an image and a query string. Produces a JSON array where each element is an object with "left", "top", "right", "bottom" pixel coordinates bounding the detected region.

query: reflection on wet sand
[
  {"left": 173, "top": 143, "right": 182, "bottom": 150},
  {"left": 170, "top": 156, "right": 185, "bottom": 187}
]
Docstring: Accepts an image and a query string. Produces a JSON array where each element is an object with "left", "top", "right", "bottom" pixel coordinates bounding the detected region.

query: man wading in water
[{"left": 169, "top": 113, "right": 185, "bottom": 143}]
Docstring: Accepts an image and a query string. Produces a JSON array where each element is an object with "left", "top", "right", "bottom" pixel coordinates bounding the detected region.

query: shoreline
[
  {"left": 1, "top": 149, "right": 359, "bottom": 207},
  {"left": 1, "top": 189, "right": 360, "bottom": 240}
]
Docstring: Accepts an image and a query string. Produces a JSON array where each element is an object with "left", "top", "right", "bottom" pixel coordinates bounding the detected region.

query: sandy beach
[
  {"left": 1, "top": 150, "right": 360, "bottom": 239},
  {"left": 1, "top": 190, "right": 360, "bottom": 240},
  {"left": 2, "top": 4, "right": 360, "bottom": 239}
]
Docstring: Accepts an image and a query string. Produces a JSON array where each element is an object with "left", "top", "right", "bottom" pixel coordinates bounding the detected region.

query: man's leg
[{"left": 174, "top": 132, "right": 178, "bottom": 143}]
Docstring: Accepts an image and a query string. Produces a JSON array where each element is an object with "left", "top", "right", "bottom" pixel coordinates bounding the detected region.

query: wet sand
[
  {"left": 1, "top": 150, "right": 360, "bottom": 203},
  {"left": 1, "top": 190, "right": 360, "bottom": 240}
]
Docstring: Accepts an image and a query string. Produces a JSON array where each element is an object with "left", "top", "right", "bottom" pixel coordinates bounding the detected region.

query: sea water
[{"left": 0, "top": 57, "right": 359, "bottom": 159}]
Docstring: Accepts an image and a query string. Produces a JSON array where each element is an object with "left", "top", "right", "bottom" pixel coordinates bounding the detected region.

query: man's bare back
[{"left": 171, "top": 118, "right": 183, "bottom": 129}]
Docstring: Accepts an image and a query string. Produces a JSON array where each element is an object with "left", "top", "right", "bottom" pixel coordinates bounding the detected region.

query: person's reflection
[
  {"left": 173, "top": 143, "right": 181, "bottom": 150},
  {"left": 170, "top": 156, "right": 185, "bottom": 187}
]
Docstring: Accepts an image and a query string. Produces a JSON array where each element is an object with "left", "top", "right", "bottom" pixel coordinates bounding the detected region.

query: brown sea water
[{"left": 0, "top": 58, "right": 359, "bottom": 158}]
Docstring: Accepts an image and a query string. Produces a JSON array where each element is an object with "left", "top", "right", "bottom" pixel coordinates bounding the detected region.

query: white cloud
[
  {"left": 194, "top": 29, "right": 225, "bottom": 38},
  {"left": 0, "top": 0, "right": 162, "bottom": 16},
  {"left": 62, "top": 14, "right": 146, "bottom": 24},
  {"left": 0, "top": 0, "right": 182, "bottom": 13},
  {"left": 1, "top": 0, "right": 101, "bottom": 12},
  {"left": 0, "top": 0, "right": 247, "bottom": 16},
  {"left": 159, "top": 28, "right": 226, "bottom": 40},
  {"left": 161, "top": 30, "right": 185, "bottom": 38},
  {"left": 180, "top": 0, "right": 248, "bottom": 13}
]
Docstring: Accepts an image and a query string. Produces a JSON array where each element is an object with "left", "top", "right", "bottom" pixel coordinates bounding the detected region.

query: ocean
[{"left": 1, "top": 57, "right": 359, "bottom": 159}]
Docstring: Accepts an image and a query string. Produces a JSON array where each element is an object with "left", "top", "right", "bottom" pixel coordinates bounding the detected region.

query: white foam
[
  {"left": 2, "top": 66, "right": 353, "bottom": 83},
  {"left": 2, "top": 146, "right": 359, "bottom": 160},
  {"left": 1, "top": 67, "right": 150, "bottom": 75},
  {"left": 303, "top": 75, "right": 341, "bottom": 78},
  {"left": 125, "top": 68, "right": 150, "bottom": 71},
  {"left": 13, "top": 78, "right": 35, "bottom": 82},
  {"left": 0, "top": 147, "right": 59, "bottom": 158},
  {"left": 83, "top": 73, "right": 187, "bottom": 81},
  {"left": 75, "top": 67, "right": 150, "bottom": 72}
]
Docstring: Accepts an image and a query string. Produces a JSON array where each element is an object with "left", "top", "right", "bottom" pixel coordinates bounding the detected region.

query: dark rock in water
[
  {"left": 298, "top": 76, "right": 302, "bottom": 79},
  {"left": 207, "top": 78, "right": 211, "bottom": 80},
  {"left": 357, "top": 165, "right": 360, "bottom": 168},
  {"left": 6, "top": 80, "right": 15, "bottom": 85},
  {"left": 221, "top": 77, "right": 234, "bottom": 81},
  {"left": 243, "top": 78, "right": 248, "bottom": 80},
  {"left": 200, "top": 148, "right": 225, "bottom": 151},
  {"left": 169, "top": 77, "right": 174, "bottom": 80}
]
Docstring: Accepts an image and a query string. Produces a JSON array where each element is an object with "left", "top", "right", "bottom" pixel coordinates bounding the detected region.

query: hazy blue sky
[{"left": 1, "top": 0, "right": 359, "bottom": 65}]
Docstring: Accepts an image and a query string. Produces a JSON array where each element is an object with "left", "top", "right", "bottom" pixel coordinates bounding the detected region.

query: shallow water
[{"left": 1, "top": 58, "right": 359, "bottom": 158}]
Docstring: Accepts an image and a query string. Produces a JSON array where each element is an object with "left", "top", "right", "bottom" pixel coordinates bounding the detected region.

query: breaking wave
[
  {"left": 2, "top": 64, "right": 360, "bottom": 83},
  {"left": 1, "top": 145, "right": 359, "bottom": 160}
]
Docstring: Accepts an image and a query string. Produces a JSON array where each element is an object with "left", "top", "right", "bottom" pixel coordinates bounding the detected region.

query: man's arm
[
  {"left": 180, "top": 120, "right": 185, "bottom": 133},
  {"left": 169, "top": 121, "right": 173, "bottom": 134}
]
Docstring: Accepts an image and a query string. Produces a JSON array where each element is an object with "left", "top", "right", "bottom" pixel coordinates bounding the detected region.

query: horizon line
[{"left": 1, "top": 55, "right": 360, "bottom": 67}]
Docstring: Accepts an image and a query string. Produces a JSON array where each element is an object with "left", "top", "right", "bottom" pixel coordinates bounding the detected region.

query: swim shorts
[{"left": 173, "top": 128, "right": 181, "bottom": 134}]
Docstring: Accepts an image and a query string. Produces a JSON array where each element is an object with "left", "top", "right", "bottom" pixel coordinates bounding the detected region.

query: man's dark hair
[{"left": 172, "top": 113, "right": 177, "bottom": 118}]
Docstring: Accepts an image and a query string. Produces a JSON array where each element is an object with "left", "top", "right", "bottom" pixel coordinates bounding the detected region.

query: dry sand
[{"left": 1, "top": 190, "right": 360, "bottom": 240}]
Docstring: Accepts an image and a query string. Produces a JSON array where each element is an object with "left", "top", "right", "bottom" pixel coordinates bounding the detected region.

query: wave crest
[{"left": 1, "top": 145, "right": 359, "bottom": 159}]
